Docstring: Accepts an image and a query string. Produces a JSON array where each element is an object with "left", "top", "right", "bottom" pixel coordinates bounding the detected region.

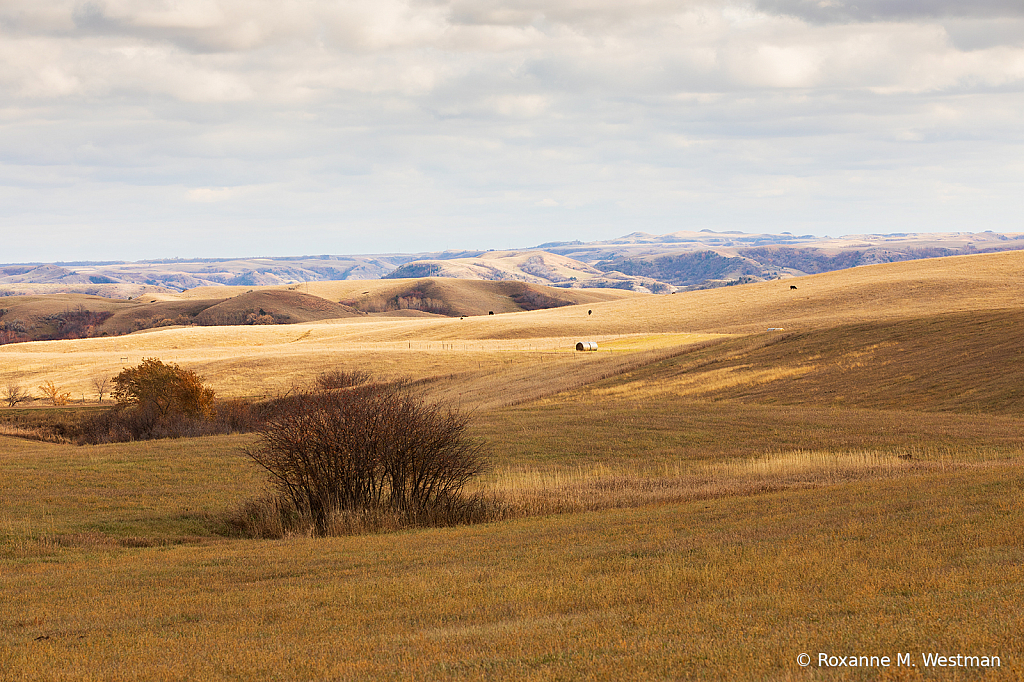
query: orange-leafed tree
[
  {"left": 111, "top": 358, "right": 215, "bottom": 419},
  {"left": 38, "top": 380, "right": 72, "bottom": 406}
]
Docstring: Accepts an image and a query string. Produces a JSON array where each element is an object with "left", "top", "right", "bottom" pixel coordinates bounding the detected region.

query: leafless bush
[
  {"left": 314, "top": 369, "right": 372, "bottom": 391},
  {"left": 243, "top": 380, "right": 490, "bottom": 535},
  {"left": 3, "top": 381, "right": 31, "bottom": 407},
  {"left": 92, "top": 376, "right": 110, "bottom": 403}
]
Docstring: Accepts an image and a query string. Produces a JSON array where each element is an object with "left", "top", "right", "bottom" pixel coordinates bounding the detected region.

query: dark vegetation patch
[
  {"left": 39, "top": 308, "right": 114, "bottom": 340},
  {"left": 596, "top": 251, "right": 763, "bottom": 286},
  {"left": 0, "top": 311, "right": 29, "bottom": 344},
  {"left": 341, "top": 282, "right": 456, "bottom": 315},
  {"left": 736, "top": 247, "right": 869, "bottom": 274},
  {"left": 384, "top": 262, "right": 443, "bottom": 279}
]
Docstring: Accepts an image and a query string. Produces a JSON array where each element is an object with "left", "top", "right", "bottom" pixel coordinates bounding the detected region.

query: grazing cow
[{"left": 790, "top": 285, "right": 798, "bottom": 290}]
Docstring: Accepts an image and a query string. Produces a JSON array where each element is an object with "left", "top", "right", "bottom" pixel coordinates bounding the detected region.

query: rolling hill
[
  {"left": 2, "top": 249, "right": 1022, "bottom": 412},
  {"left": 0, "top": 278, "right": 638, "bottom": 345}
]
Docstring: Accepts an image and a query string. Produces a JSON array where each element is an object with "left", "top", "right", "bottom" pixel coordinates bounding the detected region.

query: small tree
[
  {"left": 244, "top": 379, "right": 487, "bottom": 534},
  {"left": 3, "top": 381, "right": 30, "bottom": 407},
  {"left": 38, "top": 380, "right": 72, "bottom": 406},
  {"left": 112, "top": 358, "right": 215, "bottom": 418},
  {"left": 92, "top": 376, "right": 110, "bottom": 403}
]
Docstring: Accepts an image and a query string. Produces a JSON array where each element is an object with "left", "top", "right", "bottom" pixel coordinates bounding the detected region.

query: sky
[{"left": 1, "top": 0, "right": 1023, "bottom": 263}]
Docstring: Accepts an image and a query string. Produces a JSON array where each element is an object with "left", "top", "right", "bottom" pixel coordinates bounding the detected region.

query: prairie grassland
[
  {"left": 1, "top": 456, "right": 1021, "bottom": 680},
  {"left": 471, "top": 399, "right": 1024, "bottom": 470},
  {"left": 3, "top": 251, "right": 1024, "bottom": 678},
  {"left": 0, "top": 434, "right": 260, "bottom": 545},
  {"left": 0, "top": 321, "right": 726, "bottom": 408},
  {"left": 470, "top": 448, "right": 1015, "bottom": 518},
  {"left": 557, "top": 309, "right": 1024, "bottom": 415},
  {"left": 6, "top": 400, "right": 1018, "bottom": 549},
  {"left": 2, "top": 248, "right": 1022, "bottom": 405}
]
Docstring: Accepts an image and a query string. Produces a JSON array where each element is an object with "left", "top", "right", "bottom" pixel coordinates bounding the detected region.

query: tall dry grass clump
[{"left": 238, "top": 373, "right": 500, "bottom": 537}]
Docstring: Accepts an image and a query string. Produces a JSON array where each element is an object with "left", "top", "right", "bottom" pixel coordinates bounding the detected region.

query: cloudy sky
[{"left": 1, "top": 0, "right": 1022, "bottom": 262}]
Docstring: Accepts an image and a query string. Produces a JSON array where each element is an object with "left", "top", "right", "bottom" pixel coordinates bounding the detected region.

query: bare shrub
[
  {"left": 243, "top": 380, "right": 490, "bottom": 535},
  {"left": 314, "top": 369, "right": 372, "bottom": 391},
  {"left": 92, "top": 376, "right": 110, "bottom": 403},
  {"left": 3, "top": 381, "right": 31, "bottom": 407}
]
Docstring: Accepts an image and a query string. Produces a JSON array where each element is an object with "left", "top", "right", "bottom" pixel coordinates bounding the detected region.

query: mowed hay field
[{"left": 2, "top": 251, "right": 1024, "bottom": 680}]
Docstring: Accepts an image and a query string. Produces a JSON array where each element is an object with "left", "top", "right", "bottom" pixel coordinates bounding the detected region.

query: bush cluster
[
  {"left": 4, "top": 361, "right": 495, "bottom": 536},
  {"left": 243, "top": 378, "right": 488, "bottom": 534},
  {"left": 67, "top": 358, "right": 226, "bottom": 443}
]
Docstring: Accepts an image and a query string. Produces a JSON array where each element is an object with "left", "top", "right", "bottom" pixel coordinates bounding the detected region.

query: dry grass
[
  {"left": 0, "top": 329, "right": 726, "bottom": 408},
  {"left": 470, "top": 448, "right": 994, "bottom": 517},
  {"left": 2, "top": 251, "right": 1024, "bottom": 678},
  {"left": 564, "top": 309, "right": 1024, "bottom": 415},
  {"left": 1, "top": 459, "right": 1021, "bottom": 680},
  {"left": 0, "top": 434, "right": 261, "bottom": 548},
  {"left": 3, "top": 248, "right": 1023, "bottom": 407}
]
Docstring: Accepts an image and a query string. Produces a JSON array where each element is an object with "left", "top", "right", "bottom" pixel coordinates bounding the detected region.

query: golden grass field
[{"left": 2, "top": 250, "right": 1024, "bottom": 679}]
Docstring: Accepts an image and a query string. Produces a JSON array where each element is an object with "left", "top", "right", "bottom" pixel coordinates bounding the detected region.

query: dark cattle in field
[{"left": 790, "top": 285, "right": 797, "bottom": 290}]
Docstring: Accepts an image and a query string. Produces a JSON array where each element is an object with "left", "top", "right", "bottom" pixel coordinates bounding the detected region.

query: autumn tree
[
  {"left": 112, "top": 358, "right": 215, "bottom": 418},
  {"left": 38, "top": 380, "right": 72, "bottom": 406}
]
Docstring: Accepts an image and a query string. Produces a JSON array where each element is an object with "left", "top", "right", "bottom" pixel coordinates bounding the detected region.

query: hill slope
[
  {"left": 0, "top": 278, "right": 638, "bottom": 345},
  {"left": 564, "top": 309, "right": 1024, "bottom": 415},
  {"left": 1, "top": 250, "right": 1022, "bottom": 412}
]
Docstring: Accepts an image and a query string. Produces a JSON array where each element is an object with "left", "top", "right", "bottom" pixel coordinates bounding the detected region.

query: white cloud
[{"left": 0, "top": 0, "right": 1023, "bottom": 261}]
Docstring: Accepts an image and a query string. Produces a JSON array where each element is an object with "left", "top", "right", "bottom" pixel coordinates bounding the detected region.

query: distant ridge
[{"left": 2, "top": 230, "right": 1023, "bottom": 299}]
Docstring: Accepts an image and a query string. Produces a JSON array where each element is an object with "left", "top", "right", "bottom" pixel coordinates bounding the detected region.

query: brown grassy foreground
[
  {"left": 2, "top": 251, "right": 1024, "bottom": 679},
  {"left": 2, "top": 399, "right": 1022, "bottom": 679},
  {"left": 1, "top": 437, "right": 1021, "bottom": 680}
]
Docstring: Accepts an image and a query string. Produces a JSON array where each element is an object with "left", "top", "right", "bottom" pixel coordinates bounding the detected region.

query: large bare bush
[{"left": 244, "top": 378, "right": 488, "bottom": 534}]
